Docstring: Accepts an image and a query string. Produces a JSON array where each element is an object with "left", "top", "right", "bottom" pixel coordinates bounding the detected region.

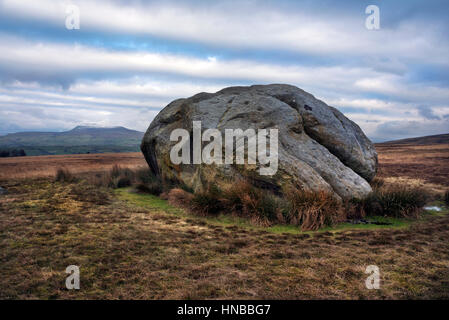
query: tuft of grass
[
  {"left": 189, "top": 180, "right": 342, "bottom": 231},
  {"left": 134, "top": 168, "right": 162, "bottom": 195},
  {"left": 359, "top": 185, "right": 429, "bottom": 218},
  {"left": 222, "top": 180, "right": 284, "bottom": 224},
  {"left": 370, "top": 177, "right": 385, "bottom": 190},
  {"left": 190, "top": 185, "right": 223, "bottom": 215},
  {"left": 85, "top": 165, "right": 162, "bottom": 193},
  {"left": 285, "top": 189, "right": 344, "bottom": 231},
  {"left": 116, "top": 176, "right": 132, "bottom": 188},
  {"left": 108, "top": 165, "right": 135, "bottom": 189},
  {"left": 166, "top": 188, "right": 194, "bottom": 208},
  {"left": 135, "top": 167, "right": 155, "bottom": 184},
  {"left": 55, "top": 168, "right": 76, "bottom": 183},
  {"left": 136, "top": 181, "right": 162, "bottom": 195}
]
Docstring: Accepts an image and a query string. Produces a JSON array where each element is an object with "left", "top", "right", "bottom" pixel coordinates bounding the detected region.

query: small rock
[{"left": 0, "top": 187, "right": 7, "bottom": 195}]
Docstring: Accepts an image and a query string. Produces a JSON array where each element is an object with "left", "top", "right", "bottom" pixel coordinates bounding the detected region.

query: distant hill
[
  {"left": 376, "top": 133, "right": 449, "bottom": 145},
  {"left": 0, "top": 126, "right": 144, "bottom": 156}
]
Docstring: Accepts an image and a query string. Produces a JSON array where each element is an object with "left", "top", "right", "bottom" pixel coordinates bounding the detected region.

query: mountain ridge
[
  {"left": 0, "top": 126, "right": 144, "bottom": 156},
  {"left": 376, "top": 133, "right": 449, "bottom": 145}
]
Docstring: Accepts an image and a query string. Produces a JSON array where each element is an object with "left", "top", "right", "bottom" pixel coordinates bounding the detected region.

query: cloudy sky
[{"left": 0, "top": 0, "right": 448, "bottom": 141}]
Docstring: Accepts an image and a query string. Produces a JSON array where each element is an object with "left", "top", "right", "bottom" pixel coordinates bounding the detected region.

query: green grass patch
[
  {"left": 114, "top": 188, "right": 447, "bottom": 235},
  {"left": 321, "top": 216, "right": 410, "bottom": 232},
  {"left": 115, "top": 188, "right": 182, "bottom": 214}
]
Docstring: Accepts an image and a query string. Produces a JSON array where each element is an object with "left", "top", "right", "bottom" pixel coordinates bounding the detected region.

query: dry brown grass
[
  {"left": 286, "top": 189, "right": 345, "bottom": 230},
  {"left": 221, "top": 180, "right": 281, "bottom": 223},
  {"left": 165, "top": 188, "right": 194, "bottom": 208},
  {"left": 220, "top": 180, "right": 345, "bottom": 230},
  {"left": 0, "top": 143, "right": 448, "bottom": 299},
  {"left": 376, "top": 143, "right": 449, "bottom": 192},
  {"left": 0, "top": 179, "right": 448, "bottom": 299},
  {"left": 0, "top": 152, "right": 147, "bottom": 180}
]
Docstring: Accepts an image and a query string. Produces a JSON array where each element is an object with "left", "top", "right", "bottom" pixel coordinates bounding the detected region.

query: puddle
[
  {"left": 346, "top": 219, "right": 392, "bottom": 226},
  {"left": 424, "top": 206, "right": 442, "bottom": 212},
  {"left": 370, "top": 221, "right": 393, "bottom": 225}
]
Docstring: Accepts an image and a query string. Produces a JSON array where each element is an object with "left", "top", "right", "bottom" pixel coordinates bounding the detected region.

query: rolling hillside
[
  {"left": 0, "top": 126, "right": 144, "bottom": 156},
  {"left": 376, "top": 133, "right": 449, "bottom": 145}
]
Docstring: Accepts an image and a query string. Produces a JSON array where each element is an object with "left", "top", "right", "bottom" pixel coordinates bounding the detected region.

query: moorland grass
[
  {"left": 355, "top": 180, "right": 430, "bottom": 218},
  {"left": 63, "top": 166, "right": 433, "bottom": 231},
  {"left": 1, "top": 178, "right": 448, "bottom": 299},
  {"left": 116, "top": 187, "right": 445, "bottom": 234}
]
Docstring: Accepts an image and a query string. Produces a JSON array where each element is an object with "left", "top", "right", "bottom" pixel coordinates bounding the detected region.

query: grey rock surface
[
  {"left": 0, "top": 187, "right": 7, "bottom": 195},
  {"left": 141, "top": 84, "right": 377, "bottom": 200}
]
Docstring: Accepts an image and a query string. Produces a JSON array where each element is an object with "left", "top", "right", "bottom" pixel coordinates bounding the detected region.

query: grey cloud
[
  {"left": 0, "top": 103, "right": 159, "bottom": 134},
  {"left": 418, "top": 105, "right": 441, "bottom": 120},
  {"left": 370, "top": 119, "right": 449, "bottom": 142},
  {"left": 363, "top": 57, "right": 408, "bottom": 76}
]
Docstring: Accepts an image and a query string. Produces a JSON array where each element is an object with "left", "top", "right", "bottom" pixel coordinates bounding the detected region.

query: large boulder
[{"left": 141, "top": 84, "right": 377, "bottom": 200}]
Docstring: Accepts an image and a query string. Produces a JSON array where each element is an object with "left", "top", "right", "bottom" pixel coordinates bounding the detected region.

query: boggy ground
[{"left": 0, "top": 178, "right": 448, "bottom": 299}]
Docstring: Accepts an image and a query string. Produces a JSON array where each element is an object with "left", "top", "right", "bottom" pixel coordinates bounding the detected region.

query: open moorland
[
  {"left": 0, "top": 142, "right": 448, "bottom": 299},
  {"left": 0, "top": 152, "right": 147, "bottom": 180},
  {"left": 376, "top": 143, "right": 449, "bottom": 191}
]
